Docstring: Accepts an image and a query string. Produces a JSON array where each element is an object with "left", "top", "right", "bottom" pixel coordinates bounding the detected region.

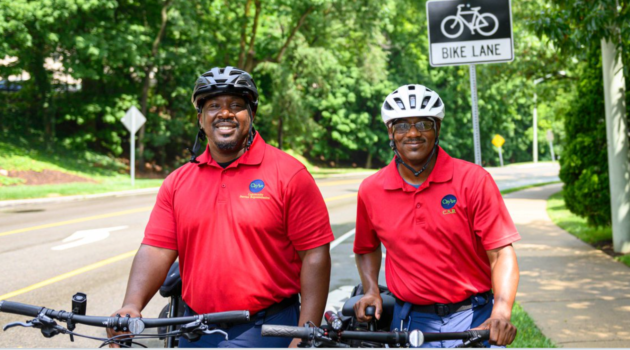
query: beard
[{"left": 214, "top": 139, "right": 239, "bottom": 150}]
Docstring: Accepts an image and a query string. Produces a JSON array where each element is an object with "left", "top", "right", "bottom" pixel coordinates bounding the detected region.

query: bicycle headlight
[{"left": 409, "top": 330, "right": 424, "bottom": 348}]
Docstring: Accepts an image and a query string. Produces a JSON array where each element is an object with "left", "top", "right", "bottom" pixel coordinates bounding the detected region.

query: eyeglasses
[{"left": 391, "top": 120, "right": 435, "bottom": 134}]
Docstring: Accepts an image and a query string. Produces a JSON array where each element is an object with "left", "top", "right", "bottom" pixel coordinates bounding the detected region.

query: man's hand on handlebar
[
  {"left": 106, "top": 306, "right": 142, "bottom": 348},
  {"left": 353, "top": 292, "right": 383, "bottom": 323},
  {"left": 471, "top": 316, "right": 516, "bottom": 346}
]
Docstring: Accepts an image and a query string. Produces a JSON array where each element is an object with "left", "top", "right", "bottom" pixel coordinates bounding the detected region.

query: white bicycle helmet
[{"left": 381, "top": 84, "right": 445, "bottom": 125}]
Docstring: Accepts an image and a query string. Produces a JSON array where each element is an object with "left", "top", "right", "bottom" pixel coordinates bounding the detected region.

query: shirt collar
[
  {"left": 195, "top": 132, "right": 265, "bottom": 168},
  {"left": 383, "top": 146, "right": 453, "bottom": 191}
]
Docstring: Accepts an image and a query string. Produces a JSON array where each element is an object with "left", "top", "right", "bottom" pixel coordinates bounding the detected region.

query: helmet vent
[
  {"left": 384, "top": 102, "right": 394, "bottom": 110},
  {"left": 394, "top": 98, "right": 405, "bottom": 110},
  {"left": 215, "top": 79, "right": 227, "bottom": 84},
  {"left": 434, "top": 99, "right": 443, "bottom": 108},
  {"left": 408, "top": 85, "right": 415, "bottom": 90},
  {"left": 410, "top": 95, "right": 416, "bottom": 108},
  {"left": 421, "top": 97, "right": 431, "bottom": 108}
]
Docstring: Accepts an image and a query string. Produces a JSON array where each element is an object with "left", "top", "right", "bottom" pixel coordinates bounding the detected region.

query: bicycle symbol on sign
[{"left": 440, "top": 4, "right": 499, "bottom": 39}]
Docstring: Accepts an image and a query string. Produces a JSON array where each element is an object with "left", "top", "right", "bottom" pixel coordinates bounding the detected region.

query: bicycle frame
[{"left": 454, "top": 5, "right": 489, "bottom": 34}]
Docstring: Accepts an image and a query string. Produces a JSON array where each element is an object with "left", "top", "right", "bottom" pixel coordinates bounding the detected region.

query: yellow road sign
[{"left": 492, "top": 134, "right": 505, "bottom": 148}]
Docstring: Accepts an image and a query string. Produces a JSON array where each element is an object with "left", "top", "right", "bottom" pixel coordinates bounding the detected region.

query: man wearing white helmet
[{"left": 353, "top": 85, "right": 520, "bottom": 347}]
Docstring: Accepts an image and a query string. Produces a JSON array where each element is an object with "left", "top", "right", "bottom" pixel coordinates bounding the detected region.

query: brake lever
[
  {"left": 456, "top": 334, "right": 485, "bottom": 348},
  {"left": 3, "top": 321, "right": 34, "bottom": 331},
  {"left": 201, "top": 328, "right": 228, "bottom": 340}
]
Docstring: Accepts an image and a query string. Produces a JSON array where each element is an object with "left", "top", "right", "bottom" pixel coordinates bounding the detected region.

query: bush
[{"left": 558, "top": 46, "right": 611, "bottom": 227}]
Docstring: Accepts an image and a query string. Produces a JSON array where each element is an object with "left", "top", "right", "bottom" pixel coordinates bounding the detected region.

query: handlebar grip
[
  {"left": 261, "top": 325, "right": 312, "bottom": 339},
  {"left": 365, "top": 306, "right": 376, "bottom": 317},
  {"left": 0, "top": 301, "right": 44, "bottom": 317},
  {"left": 470, "top": 329, "right": 490, "bottom": 340},
  {"left": 202, "top": 310, "right": 250, "bottom": 325}
]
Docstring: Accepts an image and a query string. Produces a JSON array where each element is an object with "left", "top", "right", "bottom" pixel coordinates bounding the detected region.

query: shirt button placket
[{"left": 414, "top": 194, "right": 423, "bottom": 225}]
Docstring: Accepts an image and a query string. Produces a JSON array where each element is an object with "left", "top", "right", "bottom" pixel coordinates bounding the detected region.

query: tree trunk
[
  {"left": 138, "top": 0, "right": 172, "bottom": 167},
  {"left": 365, "top": 152, "right": 373, "bottom": 169},
  {"left": 277, "top": 115, "right": 283, "bottom": 150},
  {"left": 27, "top": 34, "right": 51, "bottom": 141},
  {"left": 244, "top": 0, "right": 261, "bottom": 72},
  {"left": 238, "top": 0, "right": 252, "bottom": 68},
  {"left": 275, "top": 6, "right": 315, "bottom": 63}
]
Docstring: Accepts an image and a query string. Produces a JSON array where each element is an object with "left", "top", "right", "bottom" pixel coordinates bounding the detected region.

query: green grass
[
  {"left": 0, "top": 140, "right": 127, "bottom": 177},
  {"left": 546, "top": 191, "right": 613, "bottom": 244},
  {"left": 0, "top": 140, "right": 165, "bottom": 201},
  {"left": 0, "top": 178, "right": 163, "bottom": 201},
  {"left": 509, "top": 302, "right": 556, "bottom": 348}
]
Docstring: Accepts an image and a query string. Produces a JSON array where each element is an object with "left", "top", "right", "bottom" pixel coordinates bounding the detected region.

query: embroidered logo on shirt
[
  {"left": 240, "top": 179, "right": 270, "bottom": 200},
  {"left": 249, "top": 179, "right": 265, "bottom": 193},
  {"left": 441, "top": 194, "right": 457, "bottom": 215}
]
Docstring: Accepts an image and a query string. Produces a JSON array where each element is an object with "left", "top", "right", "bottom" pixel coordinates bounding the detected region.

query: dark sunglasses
[{"left": 391, "top": 120, "right": 435, "bottom": 134}]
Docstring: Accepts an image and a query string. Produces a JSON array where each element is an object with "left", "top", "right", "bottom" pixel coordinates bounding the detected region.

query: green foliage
[
  {"left": 530, "top": 0, "right": 630, "bottom": 226},
  {"left": 557, "top": 47, "right": 612, "bottom": 227},
  {"left": 0, "top": 0, "right": 579, "bottom": 170}
]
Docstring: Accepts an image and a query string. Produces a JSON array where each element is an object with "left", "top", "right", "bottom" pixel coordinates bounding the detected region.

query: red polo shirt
[
  {"left": 353, "top": 147, "right": 520, "bottom": 305},
  {"left": 143, "top": 134, "right": 334, "bottom": 314}
]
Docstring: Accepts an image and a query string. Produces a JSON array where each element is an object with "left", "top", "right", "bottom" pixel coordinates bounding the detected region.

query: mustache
[
  {"left": 403, "top": 137, "right": 427, "bottom": 144},
  {"left": 212, "top": 119, "right": 239, "bottom": 127}
]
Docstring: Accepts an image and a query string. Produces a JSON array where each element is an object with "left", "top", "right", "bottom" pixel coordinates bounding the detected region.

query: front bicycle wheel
[
  {"left": 477, "top": 13, "right": 499, "bottom": 36},
  {"left": 441, "top": 16, "right": 464, "bottom": 39}
]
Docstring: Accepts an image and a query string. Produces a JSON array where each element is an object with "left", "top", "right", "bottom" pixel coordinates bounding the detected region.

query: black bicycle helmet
[{"left": 191, "top": 66, "right": 259, "bottom": 114}]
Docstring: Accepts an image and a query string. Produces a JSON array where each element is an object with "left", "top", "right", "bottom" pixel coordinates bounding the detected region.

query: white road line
[
  {"left": 330, "top": 228, "right": 356, "bottom": 250},
  {"left": 327, "top": 229, "right": 357, "bottom": 312}
]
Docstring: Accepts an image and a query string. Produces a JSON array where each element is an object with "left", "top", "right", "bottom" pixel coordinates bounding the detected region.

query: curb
[{"left": 0, "top": 187, "right": 161, "bottom": 209}]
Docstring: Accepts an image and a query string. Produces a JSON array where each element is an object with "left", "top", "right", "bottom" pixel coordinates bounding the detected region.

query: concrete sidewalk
[{"left": 504, "top": 183, "right": 630, "bottom": 348}]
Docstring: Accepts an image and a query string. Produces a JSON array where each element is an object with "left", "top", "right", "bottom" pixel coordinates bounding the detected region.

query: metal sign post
[
  {"left": 121, "top": 106, "right": 147, "bottom": 186},
  {"left": 427, "top": 0, "right": 514, "bottom": 166},
  {"left": 470, "top": 65, "right": 482, "bottom": 165},
  {"left": 546, "top": 130, "right": 555, "bottom": 162},
  {"left": 492, "top": 134, "right": 505, "bottom": 166}
]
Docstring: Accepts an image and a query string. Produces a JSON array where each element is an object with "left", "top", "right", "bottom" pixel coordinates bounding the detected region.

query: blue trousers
[
  {"left": 179, "top": 302, "right": 300, "bottom": 348},
  {"left": 390, "top": 294, "right": 501, "bottom": 348}
]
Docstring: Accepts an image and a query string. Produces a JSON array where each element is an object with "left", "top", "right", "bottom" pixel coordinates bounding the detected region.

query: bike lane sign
[{"left": 426, "top": 0, "right": 514, "bottom": 67}]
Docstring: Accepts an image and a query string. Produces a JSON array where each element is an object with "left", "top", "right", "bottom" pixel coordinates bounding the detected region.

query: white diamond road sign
[
  {"left": 121, "top": 105, "right": 146, "bottom": 134},
  {"left": 427, "top": 0, "right": 514, "bottom": 67}
]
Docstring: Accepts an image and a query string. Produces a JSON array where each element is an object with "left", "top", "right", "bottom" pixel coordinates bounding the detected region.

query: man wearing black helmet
[
  {"left": 108, "top": 67, "right": 334, "bottom": 347},
  {"left": 353, "top": 85, "right": 520, "bottom": 347}
]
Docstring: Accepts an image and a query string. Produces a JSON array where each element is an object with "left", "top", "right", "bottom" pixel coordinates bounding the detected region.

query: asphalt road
[{"left": 0, "top": 162, "right": 559, "bottom": 348}]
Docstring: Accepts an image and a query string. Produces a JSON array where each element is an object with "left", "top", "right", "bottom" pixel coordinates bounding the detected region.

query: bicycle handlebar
[
  {"left": 261, "top": 324, "right": 490, "bottom": 348},
  {"left": 424, "top": 330, "right": 489, "bottom": 342},
  {"left": 261, "top": 324, "right": 315, "bottom": 339},
  {"left": 0, "top": 300, "right": 250, "bottom": 333}
]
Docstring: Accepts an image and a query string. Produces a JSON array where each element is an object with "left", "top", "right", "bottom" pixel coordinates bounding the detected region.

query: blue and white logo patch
[
  {"left": 249, "top": 179, "right": 265, "bottom": 193},
  {"left": 441, "top": 194, "right": 457, "bottom": 210}
]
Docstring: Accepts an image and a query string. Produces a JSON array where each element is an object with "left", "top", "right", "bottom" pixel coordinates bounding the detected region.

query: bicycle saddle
[
  {"left": 340, "top": 293, "right": 396, "bottom": 329},
  {"left": 159, "top": 261, "right": 182, "bottom": 298}
]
